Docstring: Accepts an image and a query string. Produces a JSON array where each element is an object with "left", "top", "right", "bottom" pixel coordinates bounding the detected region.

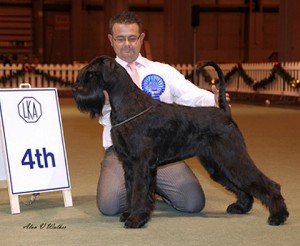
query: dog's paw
[
  {"left": 226, "top": 203, "right": 249, "bottom": 214},
  {"left": 268, "top": 210, "right": 289, "bottom": 226},
  {"left": 120, "top": 211, "right": 131, "bottom": 222},
  {"left": 124, "top": 213, "right": 150, "bottom": 229}
]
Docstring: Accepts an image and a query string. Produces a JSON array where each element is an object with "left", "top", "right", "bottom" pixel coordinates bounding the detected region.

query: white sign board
[
  {"left": 0, "top": 88, "right": 72, "bottom": 213},
  {"left": 0, "top": 140, "right": 6, "bottom": 188}
]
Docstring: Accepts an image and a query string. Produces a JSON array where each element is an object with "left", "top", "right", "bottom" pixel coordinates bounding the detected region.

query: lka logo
[{"left": 18, "top": 97, "right": 42, "bottom": 123}]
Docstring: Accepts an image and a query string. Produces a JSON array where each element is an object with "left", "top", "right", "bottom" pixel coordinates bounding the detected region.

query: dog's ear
[
  {"left": 78, "top": 55, "right": 118, "bottom": 91},
  {"left": 100, "top": 56, "right": 117, "bottom": 82}
]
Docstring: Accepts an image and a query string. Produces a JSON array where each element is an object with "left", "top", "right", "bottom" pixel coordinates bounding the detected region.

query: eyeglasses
[{"left": 112, "top": 34, "right": 141, "bottom": 44}]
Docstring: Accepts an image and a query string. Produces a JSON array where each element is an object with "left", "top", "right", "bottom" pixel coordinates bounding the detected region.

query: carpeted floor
[{"left": 0, "top": 98, "right": 299, "bottom": 246}]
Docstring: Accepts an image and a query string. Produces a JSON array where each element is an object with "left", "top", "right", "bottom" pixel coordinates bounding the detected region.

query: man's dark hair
[{"left": 109, "top": 11, "right": 142, "bottom": 34}]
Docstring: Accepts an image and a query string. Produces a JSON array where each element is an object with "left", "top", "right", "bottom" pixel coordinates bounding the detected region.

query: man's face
[{"left": 108, "top": 23, "right": 145, "bottom": 63}]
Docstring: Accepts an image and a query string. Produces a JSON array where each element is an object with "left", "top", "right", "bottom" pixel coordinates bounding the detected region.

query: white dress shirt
[{"left": 99, "top": 54, "right": 216, "bottom": 149}]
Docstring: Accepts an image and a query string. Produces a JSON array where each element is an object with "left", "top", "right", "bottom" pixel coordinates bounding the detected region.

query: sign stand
[
  {"left": 10, "top": 195, "right": 20, "bottom": 214},
  {"left": 0, "top": 84, "right": 73, "bottom": 214}
]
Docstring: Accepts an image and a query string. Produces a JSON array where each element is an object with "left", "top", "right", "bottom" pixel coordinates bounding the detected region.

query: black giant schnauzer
[{"left": 73, "top": 56, "right": 289, "bottom": 228}]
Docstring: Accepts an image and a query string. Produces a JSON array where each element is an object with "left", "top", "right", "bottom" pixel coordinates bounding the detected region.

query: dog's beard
[{"left": 73, "top": 81, "right": 105, "bottom": 118}]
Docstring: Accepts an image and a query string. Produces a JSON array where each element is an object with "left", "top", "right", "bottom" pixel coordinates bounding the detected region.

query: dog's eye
[{"left": 87, "top": 72, "right": 94, "bottom": 79}]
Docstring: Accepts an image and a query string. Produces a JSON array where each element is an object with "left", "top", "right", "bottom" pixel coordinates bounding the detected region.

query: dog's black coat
[{"left": 73, "top": 56, "right": 289, "bottom": 228}]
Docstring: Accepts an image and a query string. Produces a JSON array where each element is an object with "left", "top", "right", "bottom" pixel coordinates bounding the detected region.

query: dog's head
[{"left": 72, "top": 55, "right": 117, "bottom": 118}]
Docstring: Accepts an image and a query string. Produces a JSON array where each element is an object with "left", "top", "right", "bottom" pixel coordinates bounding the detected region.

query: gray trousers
[{"left": 97, "top": 147, "right": 205, "bottom": 215}]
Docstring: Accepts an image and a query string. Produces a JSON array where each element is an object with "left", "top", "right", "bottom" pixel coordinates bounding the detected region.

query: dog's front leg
[
  {"left": 123, "top": 159, "right": 156, "bottom": 228},
  {"left": 120, "top": 160, "right": 134, "bottom": 223}
]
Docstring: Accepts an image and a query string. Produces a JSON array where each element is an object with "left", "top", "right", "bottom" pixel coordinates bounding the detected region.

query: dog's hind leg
[
  {"left": 198, "top": 157, "right": 254, "bottom": 214},
  {"left": 201, "top": 150, "right": 289, "bottom": 225},
  {"left": 244, "top": 172, "right": 289, "bottom": 225},
  {"left": 225, "top": 152, "right": 289, "bottom": 225},
  {"left": 200, "top": 127, "right": 288, "bottom": 225}
]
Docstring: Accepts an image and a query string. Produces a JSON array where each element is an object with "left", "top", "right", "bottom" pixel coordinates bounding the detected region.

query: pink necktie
[{"left": 127, "top": 62, "right": 140, "bottom": 86}]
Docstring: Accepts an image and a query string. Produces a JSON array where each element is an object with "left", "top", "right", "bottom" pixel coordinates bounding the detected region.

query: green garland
[
  {"left": 0, "top": 64, "right": 73, "bottom": 87},
  {"left": 198, "top": 62, "right": 300, "bottom": 90},
  {"left": 1, "top": 63, "right": 299, "bottom": 91}
]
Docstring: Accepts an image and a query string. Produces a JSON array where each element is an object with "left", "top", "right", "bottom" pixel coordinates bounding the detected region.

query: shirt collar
[{"left": 115, "top": 54, "right": 147, "bottom": 68}]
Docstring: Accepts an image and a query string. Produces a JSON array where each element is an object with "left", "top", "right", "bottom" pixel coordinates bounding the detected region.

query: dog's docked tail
[{"left": 197, "top": 61, "right": 230, "bottom": 114}]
